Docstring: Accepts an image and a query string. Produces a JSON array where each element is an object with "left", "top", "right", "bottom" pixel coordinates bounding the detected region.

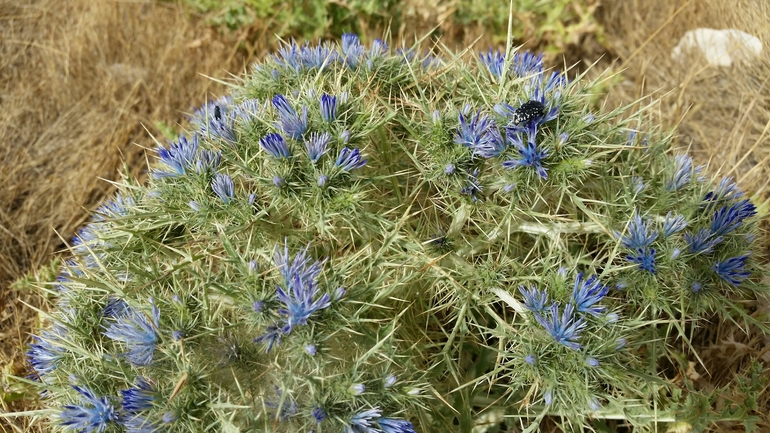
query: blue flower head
[
  {"left": 299, "top": 40, "right": 338, "bottom": 70},
  {"left": 253, "top": 323, "right": 283, "bottom": 353},
  {"left": 713, "top": 255, "right": 750, "bottom": 286},
  {"left": 704, "top": 176, "right": 744, "bottom": 204},
  {"left": 421, "top": 51, "right": 440, "bottom": 69},
  {"left": 615, "top": 338, "right": 627, "bottom": 350},
  {"left": 626, "top": 248, "right": 656, "bottom": 274},
  {"left": 312, "top": 406, "right": 327, "bottom": 423},
  {"left": 454, "top": 110, "right": 493, "bottom": 148},
  {"left": 368, "top": 39, "right": 388, "bottom": 59},
  {"left": 512, "top": 50, "right": 544, "bottom": 78},
  {"left": 341, "top": 33, "right": 365, "bottom": 68},
  {"left": 260, "top": 132, "right": 291, "bottom": 159},
  {"left": 154, "top": 134, "right": 199, "bottom": 179},
  {"left": 320, "top": 94, "right": 337, "bottom": 123},
  {"left": 305, "top": 131, "right": 331, "bottom": 163},
  {"left": 710, "top": 200, "right": 756, "bottom": 236},
  {"left": 195, "top": 149, "right": 222, "bottom": 174},
  {"left": 341, "top": 129, "right": 351, "bottom": 143},
  {"left": 431, "top": 110, "right": 441, "bottom": 125},
  {"left": 536, "top": 71, "right": 568, "bottom": 95},
  {"left": 94, "top": 194, "right": 135, "bottom": 221},
  {"left": 502, "top": 122, "right": 549, "bottom": 179},
  {"left": 667, "top": 154, "right": 703, "bottom": 190},
  {"left": 102, "top": 297, "right": 129, "bottom": 318},
  {"left": 571, "top": 273, "right": 609, "bottom": 316},
  {"left": 335, "top": 147, "right": 367, "bottom": 171},
  {"left": 471, "top": 125, "right": 507, "bottom": 159},
  {"left": 534, "top": 303, "right": 586, "bottom": 350},
  {"left": 663, "top": 212, "right": 687, "bottom": 237},
  {"left": 346, "top": 408, "right": 381, "bottom": 433},
  {"left": 277, "top": 276, "right": 331, "bottom": 333},
  {"left": 162, "top": 412, "right": 178, "bottom": 424},
  {"left": 395, "top": 46, "right": 417, "bottom": 62},
  {"left": 544, "top": 389, "right": 554, "bottom": 405},
  {"left": 685, "top": 228, "right": 724, "bottom": 254},
  {"left": 252, "top": 300, "right": 265, "bottom": 312},
  {"left": 121, "top": 377, "right": 155, "bottom": 413},
  {"left": 304, "top": 344, "right": 317, "bottom": 356},
  {"left": 379, "top": 418, "right": 417, "bottom": 433},
  {"left": 518, "top": 285, "right": 549, "bottom": 313},
  {"left": 272, "top": 39, "right": 303, "bottom": 72},
  {"left": 71, "top": 226, "right": 97, "bottom": 256},
  {"left": 103, "top": 300, "right": 160, "bottom": 366},
  {"left": 212, "top": 173, "right": 235, "bottom": 204},
  {"left": 479, "top": 49, "right": 505, "bottom": 78},
  {"left": 273, "top": 243, "right": 331, "bottom": 333},
  {"left": 59, "top": 385, "right": 119, "bottom": 433},
  {"left": 619, "top": 212, "right": 658, "bottom": 250},
  {"left": 27, "top": 325, "right": 68, "bottom": 379},
  {"left": 232, "top": 98, "right": 266, "bottom": 123},
  {"left": 272, "top": 94, "right": 308, "bottom": 140},
  {"left": 274, "top": 241, "right": 326, "bottom": 286}
]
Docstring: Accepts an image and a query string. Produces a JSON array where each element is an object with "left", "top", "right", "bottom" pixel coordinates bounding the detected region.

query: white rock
[{"left": 671, "top": 28, "right": 762, "bottom": 67}]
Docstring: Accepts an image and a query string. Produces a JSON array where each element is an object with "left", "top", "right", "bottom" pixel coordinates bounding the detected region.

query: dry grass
[
  {"left": 1, "top": 0, "right": 769, "bottom": 431},
  {"left": 599, "top": 0, "right": 770, "bottom": 197}
]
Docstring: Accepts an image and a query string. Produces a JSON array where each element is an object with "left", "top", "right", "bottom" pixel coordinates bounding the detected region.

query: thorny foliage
[{"left": 14, "top": 33, "right": 769, "bottom": 433}]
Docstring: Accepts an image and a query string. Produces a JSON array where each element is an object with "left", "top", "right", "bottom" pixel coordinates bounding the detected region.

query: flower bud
[
  {"left": 384, "top": 374, "right": 397, "bottom": 388},
  {"left": 305, "top": 344, "right": 317, "bottom": 356}
]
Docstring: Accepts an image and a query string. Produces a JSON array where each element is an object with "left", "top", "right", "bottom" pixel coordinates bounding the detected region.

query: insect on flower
[{"left": 513, "top": 100, "right": 546, "bottom": 125}]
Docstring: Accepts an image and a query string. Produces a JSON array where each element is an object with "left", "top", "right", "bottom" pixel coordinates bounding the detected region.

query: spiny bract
[{"left": 26, "top": 35, "right": 766, "bottom": 432}]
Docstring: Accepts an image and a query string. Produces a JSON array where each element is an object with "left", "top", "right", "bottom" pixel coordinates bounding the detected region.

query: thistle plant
[{"left": 21, "top": 32, "right": 768, "bottom": 433}]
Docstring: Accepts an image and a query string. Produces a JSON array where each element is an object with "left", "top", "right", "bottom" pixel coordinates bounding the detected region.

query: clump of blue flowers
[{"left": 21, "top": 32, "right": 766, "bottom": 432}]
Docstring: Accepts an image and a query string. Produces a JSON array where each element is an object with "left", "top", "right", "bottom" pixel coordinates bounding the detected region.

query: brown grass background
[{"left": 1, "top": 0, "right": 768, "bottom": 431}]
